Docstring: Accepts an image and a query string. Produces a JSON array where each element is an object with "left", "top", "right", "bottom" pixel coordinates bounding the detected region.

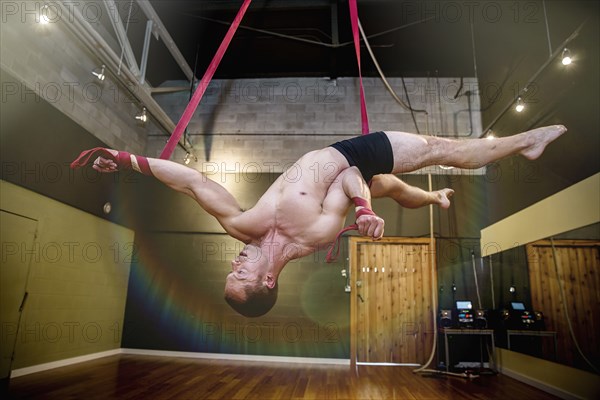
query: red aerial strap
[
  {"left": 349, "top": 0, "right": 369, "bottom": 135},
  {"left": 326, "top": 3, "right": 373, "bottom": 261},
  {"left": 325, "top": 224, "right": 358, "bottom": 263},
  {"left": 159, "top": 0, "right": 253, "bottom": 159},
  {"left": 70, "top": 147, "right": 118, "bottom": 168},
  {"left": 70, "top": 147, "right": 153, "bottom": 176},
  {"left": 325, "top": 198, "right": 376, "bottom": 263}
]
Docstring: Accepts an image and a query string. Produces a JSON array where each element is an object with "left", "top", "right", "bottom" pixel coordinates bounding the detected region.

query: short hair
[{"left": 225, "top": 280, "right": 278, "bottom": 318}]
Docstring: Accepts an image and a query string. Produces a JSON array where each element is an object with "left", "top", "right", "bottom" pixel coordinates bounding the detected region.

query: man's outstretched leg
[
  {"left": 384, "top": 125, "right": 567, "bottom": 173},
  {"left": 370, "top": 174, "right": 454, "bottom": 209}
]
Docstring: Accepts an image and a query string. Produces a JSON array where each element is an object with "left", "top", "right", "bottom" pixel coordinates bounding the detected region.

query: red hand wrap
[
  {"left": 70, "top": 147, "right": 153, "bottom": 176},
  {"left": 325, "top": 197, "right": 377, "bottom": 263},
  {"left": 352, "top": 197, "right": 374, "bottom": 219}
]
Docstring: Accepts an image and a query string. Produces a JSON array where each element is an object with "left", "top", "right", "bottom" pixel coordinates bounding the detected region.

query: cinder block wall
[
  {"left": 0, "top": 2, "right": 482, "bottom": 171},
  {"left": 149, "top": 77, "right": 482, "bottom": 173}
]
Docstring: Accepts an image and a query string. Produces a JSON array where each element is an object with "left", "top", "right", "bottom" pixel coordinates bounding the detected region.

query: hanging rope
[
  {"left": 159, "top": 0, "right": 253, "bottom": 159},
  {"left": 324, "top": 1, "right": 372, "bottom": 262},
  {"left": 349, "top": 0, "right": 369, "bottom": 135}
]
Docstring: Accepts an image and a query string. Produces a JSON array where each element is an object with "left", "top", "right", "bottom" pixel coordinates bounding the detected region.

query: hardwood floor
[{"left": 5, "top": 354, "right": 559, "bottom": 399}]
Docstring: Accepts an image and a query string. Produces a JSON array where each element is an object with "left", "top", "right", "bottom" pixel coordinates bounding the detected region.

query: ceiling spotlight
[
  {"left": 561, "top": 48, "right": 572, "bottom": 65},
  {"left": 135, "top": 107, "right": 147, "bottom": 123},
  {"left": 183, "top": 152, "right": 197, "bottom": 165},
  {"left": 92, "top": 65, "right": 106, "bottom": 81},
  {"left": 515, "top": 96, "right": 525, "bottom": 113},
  {"left": 39, "top": 5, "right": 51, "bottom": 24}
]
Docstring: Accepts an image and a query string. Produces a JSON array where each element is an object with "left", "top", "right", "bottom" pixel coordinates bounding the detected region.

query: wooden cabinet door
[{"left": 350, "top": 237, "right": 435, "bottom": 365}]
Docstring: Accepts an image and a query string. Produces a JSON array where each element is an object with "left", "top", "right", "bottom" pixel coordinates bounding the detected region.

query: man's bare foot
[
  {"left": 434, "top": 188, "right": 454, "bottom": 209},
  {"left": 520, "top": 125, "right": 567, "bottom": 160}
]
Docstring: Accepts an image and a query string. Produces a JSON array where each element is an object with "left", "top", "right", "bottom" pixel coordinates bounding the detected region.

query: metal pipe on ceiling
[
  {"left": 136, "top": 0, "right": 196, "bottom": 82},
  {"left": 54, "top": 1, "right": 176, "bottom": 136},
  {"left": 481, "top": 19, "right": 588, "bottom": 137}
]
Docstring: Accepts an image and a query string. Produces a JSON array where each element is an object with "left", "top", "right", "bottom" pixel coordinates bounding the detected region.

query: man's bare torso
[{"left": 230, "top": 147, "right": 353, "bottom": 254}]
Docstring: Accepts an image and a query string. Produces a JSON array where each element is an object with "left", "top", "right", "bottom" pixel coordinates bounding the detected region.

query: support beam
[
  {"left": 56, "top": 1, "right": 175, "bottom": 135},
  {"left": 150, "top": 86, "right": 190, "bottom": 94},
  {"left": 103, "top": 0, "right": 141, "bottom": 77},
  {"left": 139, "top": 20, "right": 154, "bottom": 84},
  {"left": 135, "top": 0, "right": 195, "bottom": 82},
  {"left": 329, "top": 0, "right": 339, "bottom": 79}
]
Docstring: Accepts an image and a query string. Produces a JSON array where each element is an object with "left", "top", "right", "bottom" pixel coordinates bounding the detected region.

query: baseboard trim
[
  {"left": 10, "top": 349, "right": 122, "bottom": 378},
  {"left": 7, "top": 348, "right": 357, "bottom": 379},
  {"left": 500, "top": 367, "right": 583, "bottom": 400},
  {"left": 121, "top": 348, "right": 350, "bottom": 366}
]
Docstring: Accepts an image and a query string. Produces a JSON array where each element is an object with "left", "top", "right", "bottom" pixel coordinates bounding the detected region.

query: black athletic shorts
[{"left": 330, "top": 131, "right": 394, "bottom": 182}]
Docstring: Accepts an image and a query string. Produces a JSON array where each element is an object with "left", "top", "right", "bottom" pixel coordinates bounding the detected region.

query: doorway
[
  {"left": 1, "top": 210, "right": 37, "bottom": 379},
  {"left": 349, "top": 237, "right": 436, "bottom": 366}
]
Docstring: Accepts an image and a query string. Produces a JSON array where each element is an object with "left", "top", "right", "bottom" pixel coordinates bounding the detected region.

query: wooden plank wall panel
[
  {"left": 351, "top": 238, "right": 434, "bottom": 365},
  {"left": 390, "top": 244, "right": 401, "bottom": 363},
  {"left": 407, "top": 244, "right": 418, "bottom": 363},
  {"left": 526, "top": 240, "right": 600, "bottom": 368}
]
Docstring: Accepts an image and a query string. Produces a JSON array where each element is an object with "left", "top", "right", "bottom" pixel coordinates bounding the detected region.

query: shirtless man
[{"left": 71, "top": 125, "right": 566, "bottom": 317}]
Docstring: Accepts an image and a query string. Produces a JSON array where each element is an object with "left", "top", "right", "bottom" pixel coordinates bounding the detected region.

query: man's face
[{"left": 224, "top": 244, "right": 267, "bottom": 301}]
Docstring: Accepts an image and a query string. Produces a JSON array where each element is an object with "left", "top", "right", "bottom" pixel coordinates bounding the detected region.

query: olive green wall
[
  {"left": 496, "top": 348, "right": 600, "bottom": 400},
  {"left": 121, "top": 172, "right": 492, "bottom": 357},
  {"left": 122, "top": 232, "right": 350, "bottom": 358},
  {"left": 0, "top": 180, "right": 133, "bottom": 369}
]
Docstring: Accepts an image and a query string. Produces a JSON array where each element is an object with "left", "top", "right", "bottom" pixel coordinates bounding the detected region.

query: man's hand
[
  {"left": 92, "top": 156, "right": 119, "bottom": 173},
  {"left": 356, "top": 214, "right": 385, "bottom": 240}
]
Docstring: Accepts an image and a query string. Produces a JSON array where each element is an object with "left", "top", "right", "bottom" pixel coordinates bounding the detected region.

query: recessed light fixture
[
  {"left": 515, "top": 97, "right": 525, "bottom": 113},
  {"left": 39, "top": 5, "right": 51, "bottom": 24}
]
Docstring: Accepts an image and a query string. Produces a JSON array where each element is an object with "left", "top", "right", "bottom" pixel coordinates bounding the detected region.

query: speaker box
[
  {"left": 439, "top": 309, "right": 453, "bottom": 328},
  {"left": 534, "top": 311, "right": 546, "bottom": 330},
  {"left": 474, "top": 309, "right": 487, "bottom": 329}
]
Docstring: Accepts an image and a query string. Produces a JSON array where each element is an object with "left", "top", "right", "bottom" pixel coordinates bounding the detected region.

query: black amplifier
[
  {"left": 439, "top": 309, "right": 453, "bottom": 328},
  {"left": 503, "top": 302, "right": 545, "bottom": 330}
]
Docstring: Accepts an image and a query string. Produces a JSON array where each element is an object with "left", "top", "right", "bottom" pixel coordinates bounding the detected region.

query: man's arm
[
  {"left": 339, "top": 167, "right": 385, "bottom": 239},
  {"left": 92, "top": 151, "right": 250, "bottom": 241}
]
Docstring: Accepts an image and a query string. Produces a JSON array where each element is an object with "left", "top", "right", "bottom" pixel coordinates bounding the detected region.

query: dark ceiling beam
[
  {"left": 137, "top": 0, "right": 196, "bottom": 82},
  {"left": 182, "top": 0, "right": 331, "bottom": 12},
  {"left": 329, "top": 0, "right": 339, "bottom": 78}
]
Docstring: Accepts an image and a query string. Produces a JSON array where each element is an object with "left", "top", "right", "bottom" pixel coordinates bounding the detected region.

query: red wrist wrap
[
  {"left": 356, "top": 207, "right": 375, "bottom": 218},
  {"left": 70, "top": 147, "right": 153, "bottom": 176},
  {"left": 352, "top": 197, "right": 374, "bottom": 219},
  {"left": 325, "top": 197, "right": 377, "bottom": 263}
]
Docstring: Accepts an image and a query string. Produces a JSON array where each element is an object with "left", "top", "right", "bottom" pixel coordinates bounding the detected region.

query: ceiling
[
  {"left": 118, "top": 0, "right": 598, "bottom": 183},
  {"left": 39, "top": 0, "right": 591, "bottom": 192},
  {"left": 122, "top": 0, "right": 595, "bottom": 82},
  {"left": 135, "top": 0, "right": 484, "bottom": 82},
  {"left": 1, "top": 1, "right": 597, "bottom": 229}
]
